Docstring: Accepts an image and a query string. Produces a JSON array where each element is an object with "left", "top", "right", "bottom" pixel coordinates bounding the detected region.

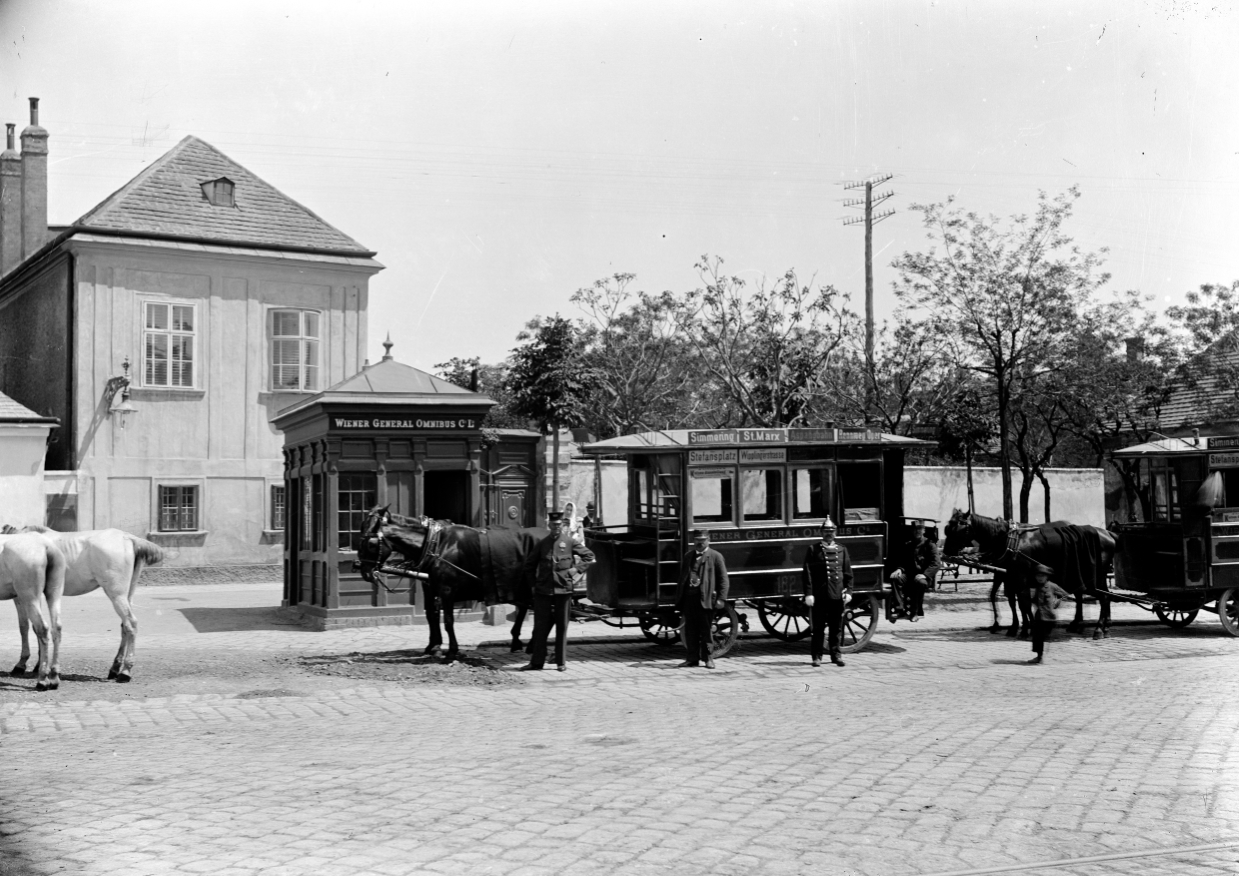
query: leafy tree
[
  {"left": 433, "top": 356, "right": 528, "bottom": 430},
  {"left": 571, "top": 274, "right": 712, "bottom": 437},
  {"left": 1165, "top": 280, "right": 1239, "bottom": 426},
  {"left": 504, "top": 315, "right": 598, "bottom": 511},
  {"left": 892, "top": 187, "right": 1109, "bottom": 519},
  {"left": 937, "top": 386, "right": 997, "bottom": 514},
  {"left": 679, "top": 255, "right": 854, "bottom": 428}
]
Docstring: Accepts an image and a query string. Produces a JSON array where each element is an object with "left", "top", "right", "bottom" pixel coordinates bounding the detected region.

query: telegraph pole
[{"left": 842, "top": 173, "right": 894, "bottom": 425}]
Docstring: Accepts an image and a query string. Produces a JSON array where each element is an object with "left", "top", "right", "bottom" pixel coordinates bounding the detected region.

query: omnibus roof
[
  {"left": 581, "top": 427, "right": 932, "bottom": 456},
  {"left": 1111, "top": 436, "right": 1230, "bottom": 458}
]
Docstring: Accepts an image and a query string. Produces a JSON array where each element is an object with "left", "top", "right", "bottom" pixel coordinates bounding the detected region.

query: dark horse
[
  {"left": 943, "top": 509, "right": 1118, "bottom": 639},
  {"left": 356, "top": 506, "right": 544, "bottom": 658},
  {"left": 987, "top": 570, "right": 1035, "bottom": 639}
]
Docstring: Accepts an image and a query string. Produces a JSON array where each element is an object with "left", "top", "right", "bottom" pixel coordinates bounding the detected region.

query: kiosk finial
[{"left": 381, "top": 334, "right": 394, "bottom": 361}]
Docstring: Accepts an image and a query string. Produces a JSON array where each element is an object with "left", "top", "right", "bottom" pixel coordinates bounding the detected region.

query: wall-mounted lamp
[{"left": 106, "top": 357, "right": 137, "bottom": 428}]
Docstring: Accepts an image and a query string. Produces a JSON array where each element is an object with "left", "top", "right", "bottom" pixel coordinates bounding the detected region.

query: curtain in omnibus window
[
  {"left": 690, "top": 468, "right": 733, "bottom": 524},
  {"left": 741, "top": 469, "right": 783, "bottom": 522}
]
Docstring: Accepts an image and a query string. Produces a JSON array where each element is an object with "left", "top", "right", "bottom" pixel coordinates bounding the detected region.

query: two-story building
[{"left": 0, "top": 98, "right": 382, "bottom": 566}]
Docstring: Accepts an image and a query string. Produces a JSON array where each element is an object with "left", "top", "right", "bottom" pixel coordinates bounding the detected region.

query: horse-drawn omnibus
[
  {"left": 579, "top": 426, "right": 933, "bottom": 656},
  {"left": 1110, "top": 434, "right": 1239, "bottom": 636}
]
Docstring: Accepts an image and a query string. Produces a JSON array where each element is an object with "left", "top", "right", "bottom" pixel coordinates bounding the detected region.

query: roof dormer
[{"left": 200, "top": 176, "right": 235, "bottom": 207}]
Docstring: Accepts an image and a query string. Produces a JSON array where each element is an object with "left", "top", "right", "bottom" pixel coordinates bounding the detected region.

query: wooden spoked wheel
[
  {"left": 638, "top": 610, "right": 683, "bottom": 646},
  {"left": 757, "top": 598, "right": 811, "bottom": 641},
  {"left": 1154, "top": 605, "right": 1199, "bottom": 628},
  {"left": 837, "top": 594, "right": 881, "bottom": 654},
  {"left": 1218, "top": 589, "right": 1239, "bottom": 638},
  {"left": 708, "top": 604, "right": 742, "bottom": 658}
]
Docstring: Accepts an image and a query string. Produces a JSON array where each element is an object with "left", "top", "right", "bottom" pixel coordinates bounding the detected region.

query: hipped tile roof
[
  {"left": 73, "top": 136, "right": 372, "bottom": 255},
  {"left": 0, "top": 390, "right": 55, "bottom": 422}
]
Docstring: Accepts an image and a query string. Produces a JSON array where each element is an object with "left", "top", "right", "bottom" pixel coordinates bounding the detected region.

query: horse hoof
[
  {"left": 10, "top": 665, "right": 27, "bottom": 677},
  {"left": 115, "top": 674, "right": 131, "bottom": 684},
  {"left": 988, "top": 625, "right": 1002, "bottom": 634},
  {"left": 423, "top": 646, "right": 441, "bottom": 657},
  {"left": 524, "top": 643, "right": 534, "bottom": 655},
  {"left": 107, "top": 669, "right": 119, "bottom": 680},
  {"left": 1092, "top": 630, "right": 1102, "bottom": 640},
  {"left": 510, "top": 639, "right": 523, "bottom": 653},
  {"left": 35, "top": 682, "right": 48, "bottom": 692},
  {"left": 1005, "top": 628, "right": 1018, "bottom": 638}
]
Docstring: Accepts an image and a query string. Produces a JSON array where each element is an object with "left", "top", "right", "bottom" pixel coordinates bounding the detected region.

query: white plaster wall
[
  {"left": 70, "top": 242, "right": 376, "bottom": 565},
  {"left": 0, "top": 424, "right": 52, "bottom": 528},
  {"left": 904, "top": 466, "right": 1106, "bottom": 527}
]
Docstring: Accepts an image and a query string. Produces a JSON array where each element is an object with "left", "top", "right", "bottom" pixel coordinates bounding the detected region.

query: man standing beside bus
[
  {"left": 676, "top": 530, "right": 729, "bottom": 669},
  {"left": 520, "top": 511, "right": 595, "bottom": 672},
  {"left": 803, "top": 516, "right": 853, "bottom": 667}
]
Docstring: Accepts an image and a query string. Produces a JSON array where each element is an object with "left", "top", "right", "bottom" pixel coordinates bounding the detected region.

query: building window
[
  {"left": 143, "top": 302, "right": 196, "bottom": 388},
  {"left": 271, "top": 310, "right": 320, "bottom": 391},
  {"left": 270, "top": 484, "right": 287, "bottom": 530},
  {"left": 158, "top": 485, "right": 199, "bottom": 532},
  {"left": 337, "top": 473, "right": 376, "bottom": 552},
  {"left": 200, "top": 177, "right": 235, "bottom": 207}
]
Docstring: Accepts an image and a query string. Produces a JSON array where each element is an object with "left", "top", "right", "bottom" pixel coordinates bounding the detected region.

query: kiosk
[{"left": 272, "top": 355, "right": 543, "bottom": 629}]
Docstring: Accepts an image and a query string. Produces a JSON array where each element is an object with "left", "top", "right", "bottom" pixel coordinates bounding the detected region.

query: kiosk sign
[{"left": 331, "top": 416, "right": 480, "bottom": 431}]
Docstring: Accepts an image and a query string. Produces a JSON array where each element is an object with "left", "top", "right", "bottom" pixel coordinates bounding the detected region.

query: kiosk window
[
  {"left": 338, "top": 473, "right": 377, "bottom": 551},
  {"left": 793, "top": 467, "right": 831, "bottom": 520},
  {"left": 741, "top": 469, "right": 784, "bottom": 522},
  {"left": 691, "top": 468, "right": 734, "bottom": 524}
]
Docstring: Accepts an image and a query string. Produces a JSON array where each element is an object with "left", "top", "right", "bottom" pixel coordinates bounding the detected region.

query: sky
[{"left": 0, "top": 0, "right": 1236, "bottom": 372}]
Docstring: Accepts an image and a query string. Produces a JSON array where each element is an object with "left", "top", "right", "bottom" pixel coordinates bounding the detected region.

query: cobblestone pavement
[{"left": 2, "top": 584, "right": 1238, "bottom": 876}]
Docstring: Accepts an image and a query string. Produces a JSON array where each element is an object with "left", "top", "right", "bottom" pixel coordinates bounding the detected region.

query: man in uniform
[
  {"left": 891, "top": 520, "right": 940, "bottom": 622},
  {"left": 676, "top": 530, "right": 729, "bottom": 669},
  {"left": 802, "top": 515, "right": 853, "bottom": 667},
  {"left": 520, "top": 511, "right": 595, "bottom": 672}
]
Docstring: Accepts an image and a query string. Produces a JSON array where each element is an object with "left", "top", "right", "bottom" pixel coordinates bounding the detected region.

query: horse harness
[{"left": 366, "top": 513, "right": 482, "bottom": 593}]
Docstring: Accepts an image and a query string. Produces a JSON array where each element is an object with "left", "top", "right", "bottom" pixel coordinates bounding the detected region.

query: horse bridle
[{"left": 360, "top": 509, "right": 480, "bottom": 590}]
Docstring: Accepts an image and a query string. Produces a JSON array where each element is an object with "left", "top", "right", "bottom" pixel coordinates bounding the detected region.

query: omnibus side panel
[{"left": 1115, "top": 523, "right": 1185, "bottom": 592}]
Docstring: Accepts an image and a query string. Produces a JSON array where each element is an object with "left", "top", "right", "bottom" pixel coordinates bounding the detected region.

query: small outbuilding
[
  {"left": 271, "top": 350, "right": 543, "bottom": 629},
  {"left": 0, "top": 391, "right": 58, "bottom": 528}
]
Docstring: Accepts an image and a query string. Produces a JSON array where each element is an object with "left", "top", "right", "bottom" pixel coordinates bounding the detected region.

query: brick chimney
[
  {"left": 20, "top": 97, "right": 48, "bottom": 261},
  {"left": 0, "top": 122, "right": 20, "bottom": 275}
]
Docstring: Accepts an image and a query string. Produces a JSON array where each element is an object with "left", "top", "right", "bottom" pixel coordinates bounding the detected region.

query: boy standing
[{"left": 1028, "top": 563, "right": 1070, "bottom": 665}]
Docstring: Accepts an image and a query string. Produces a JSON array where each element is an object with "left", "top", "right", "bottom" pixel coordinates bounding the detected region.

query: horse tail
[
  {"left": 42, "top": 537, "right": 66, "bottom": 604},
  {"left": 125, "top": 535, "right": 165, "bottom": 600}
]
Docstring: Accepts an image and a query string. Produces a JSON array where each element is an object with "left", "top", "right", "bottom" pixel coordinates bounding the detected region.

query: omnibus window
[
  {"left": 792, "top": 467, "right": 831, "bottom": 520},
  {"left": 632, "top": 459, "right": 653, "bottom": 522},
  {"left": 1151, "top": 464, "right": 1179, "bottom": 521},
  {"left": 741, "top": 469, "right": 784, "bottom": 523},
  {"left": 690, "top": 468, "right": 734, "bottom": 524},
  {"left": 839, "top": 461, "right": 881, "bottom": 522}
]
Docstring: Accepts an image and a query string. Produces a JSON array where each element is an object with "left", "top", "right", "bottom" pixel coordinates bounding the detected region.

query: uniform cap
[
  {"left": 548, "top": 511, "right": 564, "bottom": 522},
  {"left": 820, "top": 515, "right": 836, "bottom": 530},
  {"left": 1031, "top": 563, "right": 1054, "bottom": 576},
  {"left": 691, "top": 529, "right": 710, "bottom": 539}
]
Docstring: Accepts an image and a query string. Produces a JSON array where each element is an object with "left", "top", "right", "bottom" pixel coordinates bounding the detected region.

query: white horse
[
  {"left": 5, "top": 526, "right": 163, "bottom": 683},
  {"left": 0, "top": 531, "right": 66, "bottom": 690}
]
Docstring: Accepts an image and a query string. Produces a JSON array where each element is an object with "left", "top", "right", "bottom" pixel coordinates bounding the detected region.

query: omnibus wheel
[
  {"left": 708, "top": 604, "right": 741, "bottom": 659},
  {"left": 838, "top": 594, "right": 880, "bottom": 654},
  {"left": 1218, "top": 589, "right": 1239, "bottom": 638},
  {"left": 1154, "top": 605, "right": 1199, "bottom": 628},
  {"left": 638, "top": 610, "right": 682, "bottom": 646},
  {"left": 757, "top": 598, "right": 811, "bottom": 641}
]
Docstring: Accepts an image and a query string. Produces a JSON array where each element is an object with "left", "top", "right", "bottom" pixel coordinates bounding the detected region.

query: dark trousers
[
  {"left": 906, "top": 576, "right": 927, "bottom": 617},
  {"left": 681, "top": 600, "right": 716, "bottom": 663},
  {"left": 1031, "top": 618, "right": 1055, "bottom": 655},
  {"left": 529, "top": 592, "right": 572, "bottom": 668},
  {"left": 810, "top": 597, "right": 844, "bottom": 659}
]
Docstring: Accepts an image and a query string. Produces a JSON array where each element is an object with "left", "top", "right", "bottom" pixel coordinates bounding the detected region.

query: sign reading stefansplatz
[{"left": 331, "top": 417, "right": 480, "bottom": 431}]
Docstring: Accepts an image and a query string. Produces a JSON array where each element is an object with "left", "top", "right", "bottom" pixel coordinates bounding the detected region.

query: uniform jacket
[
  {"left": 802, "top": 541, "right": 854, "bottom": 601},
  {"left": 528, "top": 532, "right": 595, "bottom": 596},
  {"left": 1032, "top": 580, "right": 1071, "bottom": 622},
  {"left": 898, "top": 536, "right": 941, "bottom": 583},
  {"left": 676, "top": 547, "right": 730, "bottom": 609}
]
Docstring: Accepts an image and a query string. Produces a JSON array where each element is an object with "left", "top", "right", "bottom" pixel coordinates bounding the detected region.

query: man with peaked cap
[
  {"left": 802, "top": 515, "right": 853, "bottom": 667},
  {"left": 675, "top": 529, "right": 729, "bottom": 669},
  {"left": 1027, "top": 563, "right": 1070, "bottom": 665},
  {"left": 520, "top": 511, "right": 595, "bottom": 672}
]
